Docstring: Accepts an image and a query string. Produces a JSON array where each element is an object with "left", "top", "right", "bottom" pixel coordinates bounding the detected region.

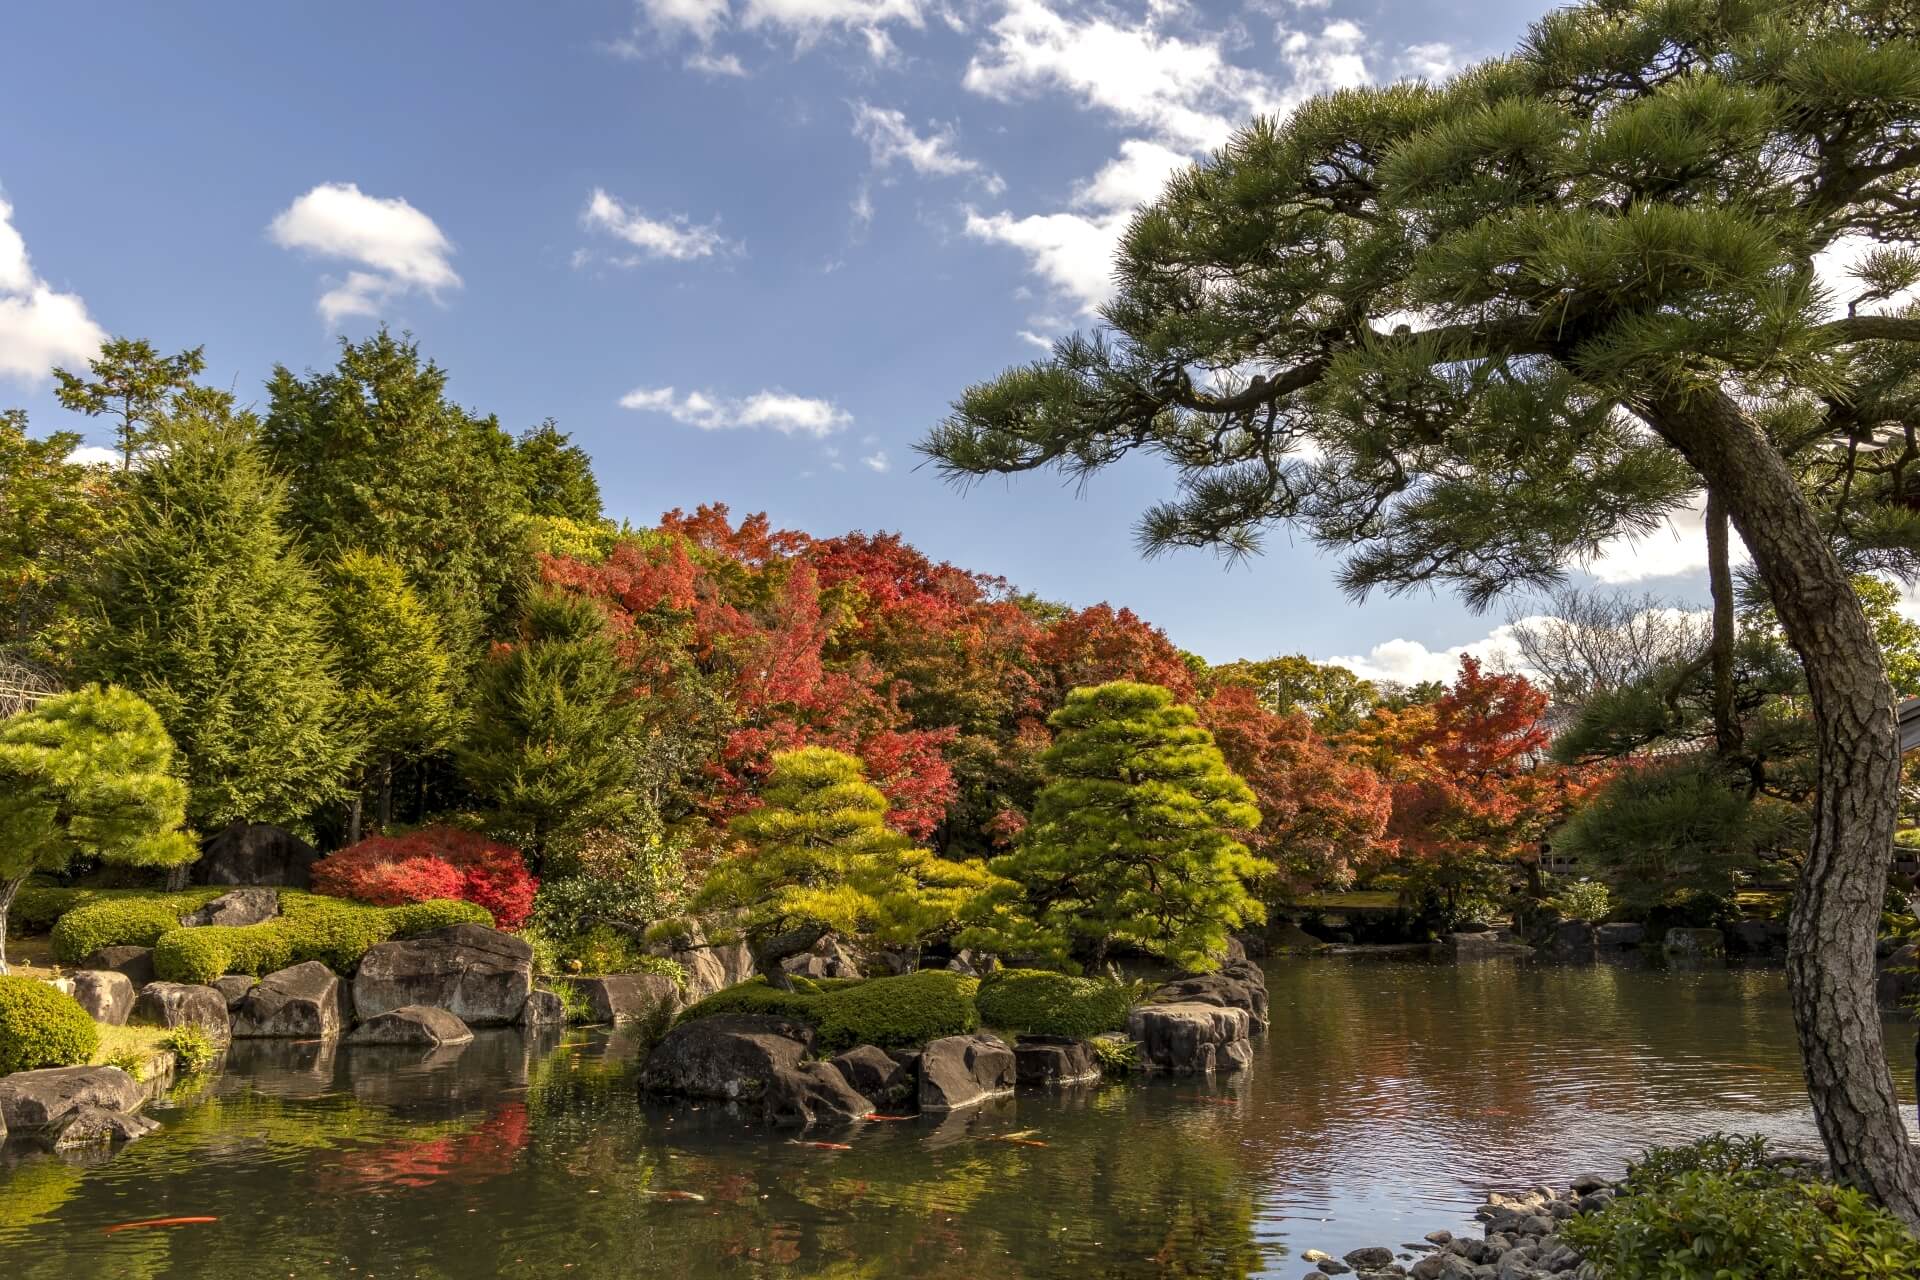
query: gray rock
[
  {"left": 1014, "top": 1035, "right": 1100, "bottom": 1086},
  {"left": 831, "top": 1044, "right": 914, "bottom": 1110},
  {"left": 1220, "top": 1038, "right": 1255, "bottom": 1072},
  {"left": 1545, "top": 921, "right": 1596, "bottom": 960},
  {"left": 1411, "top": 1255, "right": 1477, "bottom": 1280},
  {"left": 212, "top": 974, "right": 256, "bottom": 1010},
  {"left": 570, "top": 973, "right": 681, "bottom": 1028},
  {"left": 232, "top": 962, "right": 350, "bottom": 1038},
  {"left": 1346, "top": 1248, "right": 1395, "bottom": 1270},
  {"left": 351, "top": 924, "right": 533, "bottom": 1026},
  {"left": 641, "top": 1014, "right": 815, "bottom": 1104},
  {"left": 1149, "top": 959, "right": 1270, "bottom": 1031},
  {"left": 1443, "top": 932, "right": 1534, "bottom": 959},
  {"left": 1726, "top": 918, "right": 1788, "bottom": 956},
  {"left": 180, "top": 886, "right": 280, "bottom": 928},
  {"left": 1568, "top": 1172, "right": 1611, "bottom": 1194},
  {"left": 1316, "top": 1262, "right": 1352, "bottom": 1275},
  {"left": 1577, "top": 1190, "right": 1614, "bottom": 1214},
  {"left": 0, "top": 1065, "right": 143, "bottom": 1133},
  {"left": 1127, "top": 1001, "right": 1250, "bottom": 1074},
  {"left": 918, "top": 1033, "right": 1016, "bottom": 1112},
  {"left": 132, "top": 982, "right": 231, "bottom": 1042},
  {"left": 653, "top": 919, "right": 754, "bottom": 1002},
  {"left": 764, "top": 1059, "right": 872, "bottom": 1127},
  {"left": 195, "top": 821, "right": 318, "bottom": 888},
  {"left": 48, "top": 1103, "right": 159, "bottom": 1150},
  {"left": 517, "top": 989, "right": 567, "bottom": 1027},
  {"left": 347, "top": 1005, "right": 475, "bottom": 1047},
  {"left": 1593, "top": 922, "right": 1645, "bottom": 949},
  {"left": 80, "top": 946, "right": 155, "bottom": 990},
  {"left": 1662, "top": 927, "right": 1724, "bottom": 958},
  {"left": 70, "top": 970, "right": 134, "bottom": 1026},
  {"left": 781, "top": 934, "right": 865, "bottom": 979}
]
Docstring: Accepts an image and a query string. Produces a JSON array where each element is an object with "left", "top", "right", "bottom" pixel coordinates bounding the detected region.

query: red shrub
[{"left": 311, "top": 827, "right": 537, "bottom": 929}]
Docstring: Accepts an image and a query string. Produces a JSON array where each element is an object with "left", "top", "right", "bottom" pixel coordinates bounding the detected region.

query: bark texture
[
  {"left": 1704, "top": 490, "right": 1740, "bottom": 754},
  {"left": 1645, "top": 385, "right": 1920, "bottom": 1224}
]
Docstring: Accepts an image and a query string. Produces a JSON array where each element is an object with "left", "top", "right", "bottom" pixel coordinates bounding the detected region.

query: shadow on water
[{"left": 0, "top": 956, "right": 1910, "bottom": 1278}]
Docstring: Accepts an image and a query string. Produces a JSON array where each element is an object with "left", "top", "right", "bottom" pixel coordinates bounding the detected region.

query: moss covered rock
[
  {"left": 677, "top": 970, "right": 980, "bottom": 1054},
  {"left": 975, "top": 969, "right": 1134, "bottom": 1039}
]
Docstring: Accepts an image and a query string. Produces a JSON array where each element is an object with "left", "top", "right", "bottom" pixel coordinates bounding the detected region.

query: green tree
[
  {"left": 326, "top": 550, "right": 461, "bottom": 843},
  {"left": 0, "top": 410, "right": 111, "bottom": 673},
  {"left": 90, "top": 391, "right": 350, "bottom": 834},
  {"left": 52, "top": 336, "right": 206, "bottom": 470},
  {"left": 970, "top": 682, "right": 1266, "bottom": 971},
  {"left": 1211, "top": 654, "right": 1376, "bottom": 733},
  {"left": 514, "top": 419, "right": 603, "bottom": 522},
  {"left": 664, "top": 746, "right": 990, "bottom": 988},
  {"left": 457, "top": 589, "right": 638, "bottom": 872},
  {"left": 0, "top": 685, "right": 196, "bottom": 970},
  {"left": 1855, "top": 576, "right": 1920, "bottom": 699},
  {"left": 263, "top": 330, "right": 533, "bottom": 677},
  {"left": 922, "top": 0, "right": 1920, "bottom": 1212}
]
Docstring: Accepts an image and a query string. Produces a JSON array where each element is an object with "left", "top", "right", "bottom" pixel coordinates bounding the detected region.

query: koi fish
[
  {"left": 645, "top": 1190, "right": 707, "bottom": 1203},
  {"left": 103, "top": 1217, "right": 218, "bottom": 1234},
  {"left": 861, "top": 1113, "right": 915, "bottom": 1121},
  {"left": 994, "top": 1137, "right": 1049, "bottom": 1148},
  {"left": 1197, "top": 1097, "right": 1237, "bottom": 1106},
  {"left": 791, "top": 1140, "right": 853, "bottom": 1151}
]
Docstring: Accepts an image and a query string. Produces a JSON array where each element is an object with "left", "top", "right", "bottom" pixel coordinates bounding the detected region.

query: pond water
[{"left": 3, "top": 955, "right": 1914, "bottom": 1279}]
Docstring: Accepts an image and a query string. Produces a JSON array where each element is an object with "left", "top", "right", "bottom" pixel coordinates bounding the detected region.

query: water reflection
[{"left": 0, "top": 957, "right": 1909, "bottom": 1278}]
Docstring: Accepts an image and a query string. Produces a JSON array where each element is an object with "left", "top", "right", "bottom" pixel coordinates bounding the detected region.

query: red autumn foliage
[{"left": 311, "top": 826, "right": 538, "bottom": 928}]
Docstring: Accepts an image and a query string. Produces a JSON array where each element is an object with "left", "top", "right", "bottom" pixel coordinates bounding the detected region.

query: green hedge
[
  {"left": 0, "top": 976, "right": 99, "bottom": 1075},
  {"left": 677, "top": 970, "right": 980, "bottom": 1054},
  {"left": 151, "top": 894, "right": 492, "bottom": 983},
  {"left": 49, "top": 890, "right": 224, "bottom": 961},
  {"left": 975, "top": 969, "right": 1135, "bottom": 1039}
]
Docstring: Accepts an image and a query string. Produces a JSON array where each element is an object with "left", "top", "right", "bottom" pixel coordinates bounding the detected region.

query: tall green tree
[
  {"left": 1211, "top": 654, "right": 1376, "bottom": 733},
  {"left": 457, "top": 589, "right": 637, "bottom": 871},
  {"left": 90, "top": 390, "right": 350, "bottom": 833},
  {"left": 52, "top": 336, "right": 205, "bottom": 470},
  {"left": 326, "top": 550, "right": 461, "bottom": 842},
  {"left": 0, "top": 685, "right": 197, "bottom": 970},
  {"left": 969, "top": 682, "right": 1266, "bottom": 971},
  {"left": 923, "top": 0, "right": 1920, "bottom": 1214},
  {"left": 262, "top": 330, "right": 532, "bottom": 675},
  {"left": 0, "top": 410, "right": 111, "bottom": 674},
  {"left": 514, "top": 419, "right": 603, "bottom": 522}
]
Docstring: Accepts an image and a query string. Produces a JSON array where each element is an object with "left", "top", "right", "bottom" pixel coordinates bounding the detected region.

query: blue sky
[{"left": 0, "top": 0, "right": 1725, "bottom": 679}]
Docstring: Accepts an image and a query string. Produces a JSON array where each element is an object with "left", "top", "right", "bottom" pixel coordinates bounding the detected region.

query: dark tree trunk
[
  {"left": 378, "top": 763, "right": 394, "bottom": 830},
  {"left": 0, "top": 875, "right": 22, "bottom": 974},
  {"left": 1704, "top": 489, "right": 1741, "bottom": 754},
  {"left": 348, "top": 793, "right": 363, "bottom": 847},
  {"left": 1645, "top": 385, "right": 1920, "bottom": 1225}
]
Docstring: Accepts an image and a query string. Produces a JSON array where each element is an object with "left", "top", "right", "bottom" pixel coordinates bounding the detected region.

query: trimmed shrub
[
  {"left": 976, "top": 969, "right": 1135, "bottom": 1038},
  {"left": 677, "top": 970, "right": 981, "bottom": 1053},
  {"left": 151, "top": 893, "right": 493, "bottom": 982},
  {"left": 310, "top": 827, "right": 537, "bottom": 928},
  {"left": 50, "top": 891, "right": 222, "bottom": 963},
  {"left": 0, "top": 976, "right": 99, "bottom": 1075}
]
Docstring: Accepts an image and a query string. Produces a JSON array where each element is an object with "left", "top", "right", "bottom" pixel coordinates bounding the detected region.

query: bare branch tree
[{"left": 1506, "top": 587, "right": 1710, "bottom": 709}]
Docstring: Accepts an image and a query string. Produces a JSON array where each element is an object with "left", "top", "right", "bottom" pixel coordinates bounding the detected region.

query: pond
[{"left": 2, "top": 955, "right": 1913, "bottom": 1279}]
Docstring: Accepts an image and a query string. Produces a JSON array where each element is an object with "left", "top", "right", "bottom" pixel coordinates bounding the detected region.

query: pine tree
[
  {"left": 668, "top": 746, "right": 991, "bottom": 988},
  {"left": 514, "top": 419, "right": 602, "bottom": 522},
  {"left": 922, "top": 0, "right": 1920, "bottom": 1214},
  {"left": 977, "top": 682, "right": 1266, "bottom": 971},
  {"left": 52, "top": 336, "right": 205, "bottom": 470},
  {"left": 90, "top": 390, "right": 350, "bottom": 833},
  {"left": 0, "top": 685, "right": 197, "bottom": 970},
  {"left": 0, "top": 409, "right": 112, "bottom": 674},
  {"left": 326, "top": 550, "right": 461, "bottom": 842},
  {"left": 457, "top": 589, "right": 637, "bottom": 871}
]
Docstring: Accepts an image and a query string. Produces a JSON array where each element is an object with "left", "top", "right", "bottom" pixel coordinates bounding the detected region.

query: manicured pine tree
[
  {"left": 326, "top": 549, "right": 462, "bottom": 842},
  {"left": 978, "top": 681, "right": 1267, "bottom": 971},
  {"left": 0, "top": 685, "right": 197, "bottom": 970},
  {"left": 90, "top": 390, "right": 350, "bottom": 834},
  {"left": 457, "top": 589, "right": 638, "bottom": 872}
]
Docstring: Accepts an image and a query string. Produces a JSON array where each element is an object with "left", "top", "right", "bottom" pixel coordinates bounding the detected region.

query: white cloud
[
  {"left": 862, "top": 449, "right": 891, "bottom": 471},
  {"left": 269, "top": 183, "right": 461, "bottom": 324},
  {"left": 852, "top": 102, "right": 1002, "bottom": 192},
  {"left": 581, "top": 188, "right": 737, "bottom": 263},
  {"left": 616, "top": 0, "right": 923, "bottom": 59},
  {"left": 1276, "top": 19, "right": 1370, "bottom": 100},
  {"left": 64, "top": 444, "right": 119, "bottom": 467},
  {"left": 0, "top": 193, "right": 106, "bottom": 382},
  {"left": 1583, "top": 493, "right": 1751, "bottom": 585},
  {"left": 620, "top": 385, "right": 851, "bottom": 436},
  {"left": 1325, "top": 623, "right": 1529, "bottom": 687},
  {"left": 1395, "top": 41, "right": 1459, "bottom": 81},
  {"left": 1017, "top": 329, "right": 1054, "bottom": 350},
  {"left": 686, "top": 50, "right": 748, "bottom": 75},
  {"left": 631, "top": 0, "right": 732, "bottom": 42},
  {"left": 1813, "top": 232, "right": 1920, "bottom": 320}
]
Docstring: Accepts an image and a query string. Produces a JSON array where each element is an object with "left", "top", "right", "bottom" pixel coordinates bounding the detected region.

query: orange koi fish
[
  {"left": 104, "top": 1217, "right": 218, "bottom": 1234},
  {"left": 791, "top": 1140, "right": 853, "bottom": 1151},
  {"left": 645, "top": 1190, "right": 707, "bottom": 1203}
]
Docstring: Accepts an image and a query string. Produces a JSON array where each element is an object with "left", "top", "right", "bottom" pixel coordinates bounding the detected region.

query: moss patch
[
  {"left": 975, "top": 969, "right": 1134, "bottom": 1038},
  {"left": 150, "top": 894, "right": 492, "bottom": 982},
  {"left": 677, "top": 969, "right": 981, "bottom": 1053}
]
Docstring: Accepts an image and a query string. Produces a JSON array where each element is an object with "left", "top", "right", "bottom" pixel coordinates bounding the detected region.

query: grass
[
  {"left": 90, "top": 1023, "right": 173, "bottom": 1080},
  {"left": 1, "top": 935, "right": 62, "bottom": 981}
]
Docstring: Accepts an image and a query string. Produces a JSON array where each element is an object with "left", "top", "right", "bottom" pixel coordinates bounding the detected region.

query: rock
[
  {"left": 1220, "top": 1039, "right": 1255, "bottom": 1073},
  {"left": 1346, "top": 1248, "right": 1395, "bottom": 1270},
  {"left": 1316, "top": 1262, "right": 1352, "bottom": 1275},
  {"left": 1443, "top": 931, "right": 1533, "bottom": 958},
  {"left": 212, "top": 974, "right": 256, "bottom": 1010},
  {"left": 69, "top": 970, "right": 135, "bottom": 1026},
  {"left": 517, "top": 989, "right": 566, "bottom": 1028},
  {"left": 179, "top": 886, "right": 280, "bottom": 928},
  {"left": 81, "top": 946, "right": 155, "bottom": 990},
  {"left": 1593, "top": 922, "right": 1645, "bottom": 949},
  {"left": 641, "top": 1014, "right": 815, "bottom": 1104},
  {"left": 831, "top": 1044, "right": 915, "bottom": 1110},
  {"left": 1149, "top": 959, "right": 1270, "bottom": 1031},
  {"left": 351, "top": 924, "right": 533, "bottom": 1026},
  {"left": 918, "top": 1033, "right": 1016, "bottom": 1112},
  {"left": 48, "top": 1103, "right": 159, "bottom": 1150},
  {"left": 231, "top": 962, "right": 350, "bottom": 1038},
  {"left": 1014, "top": 1035, "right": 1100, "bottom": 1086},
  {"left": 132, "top": 982, "right": 231, "bottom": 1043},
  {"left": 781, "top": 934, "right": 865, "bottom": 979},
  {"left": 1568, "top": 1172, "right": 1611, "bottom": 1195},
  {"left": 347, "top": 1005, "right": 475, "bottom": 1047},
  {"left": 1726, "top": 918, "right": 1788, "bottom": 956},
  {"left": 653, "top": 919, "right": 754, "bottom": 1002},
  {"left": 1544, "top": 921, "right": 1596, "bottom": 961},
  {"left": 1423, "top": 1230, "right": 1453, "bottom": 1246},
  {"left": 195, "top": 821, "right": 318, "bottom": 888},
  {"left": 1410, "top": 1256, "right": 1476, "bottom": 1280},
  {"left": 764, "top": 1060, "right": 872, "bottom": 1127},
  {"left": 570, "top": 973, "right": 682, "bottom": 1028},
  {"left": 0, "top": 1065, "right": 144, "bottom": 1133},
  {"left": 1128, "top": 1002, "right": 1250, "bottom": 1074},
  {"left": 1662, "top": 927, "right": 1725, "bottom": 958}
]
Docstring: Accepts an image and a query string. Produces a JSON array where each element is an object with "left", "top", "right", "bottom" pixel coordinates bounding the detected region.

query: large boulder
[
  {"left": 195, "top": 821, "right": 319, "bottom": 888},
  {"left": 831, "top": 1044, "right": 915, "bottom": 1111},
  {"left": 70, "top": 970, "right": 135, "bottom": 1026},
  {"left": 212, "top": 974, "right": 257, "bottom": 1010},
  {"left": 352, "top": 924, "right": 533, "bottom": 1026},
  {"left": 1594, "top": 922, "right": 1646, "bottom": 949},
  {"left": 1014, "top": 1035, "right": 1100, "bottom": 1086},
  {"left": 49, "top": 1104, "right": 160, "bottom": 1150},
  {"left": 569, "top": 973, "right": 681, "bottom": 1029},
  {"left": 1727, "top": 918, "right": 1789, "bottom": 957},
  {"left": 517, "top": 989, "right": 567, "bottom": 1028},
  {"left": 1128, "top": 1002, "right": 1250, "bottom": 1075},
  {"left": 180, "top": 886, "right": 280, "bottom": 929},
  {"left": 347, "top": 1005, "right": 475, "bottom": 1047},
  {"left": 81, "top": 946, "right": 155, "bottom": 990},
  {"left": 0, "top": 1065, "right": 144, "bottom": 1133},
  {"left": 656, "top": 920, "right": 755, "bottom": 1002},
  {"left": 918, "top": 1033, "right": 1016, "bottom": 1112},
  {"left": 781, "top": 935, "right": 865, "bottom": 980},
  {"left": 641, "top": 1014, "right": 815, "bottom": 1105},
  {"left": 1545, "top": 921, "right": 1598, "bottom": 961},
  {"left": 1149, "top": 960, "right": 1269, "bottom": 1032},
  {"left": 132, "top": 982, "right": 232, "bottom": 1043},
  {"left": 1663, "top": 927, "right": 1725, "bottom": 959},
  {"left": 764, "top": 1060, "right": 872, "bottom": 1127},
  {"left": 232, "top": 962, "right": 351, "bottom": 1039}
]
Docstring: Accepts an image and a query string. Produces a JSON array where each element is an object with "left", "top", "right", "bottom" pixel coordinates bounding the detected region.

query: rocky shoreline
[{"left": 1300, "top": 1178, "right": 1617, "bottom": 1280}]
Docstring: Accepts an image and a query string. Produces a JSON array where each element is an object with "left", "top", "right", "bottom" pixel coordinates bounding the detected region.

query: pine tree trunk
[
  {"left": 1645, "top": 385, "right": 1920, "bottom": 1224},
  {"left": 1704, "top": 490, "right": 1740, "bottom": 754},
  {"left": 0, "top": 875, "right": 21, "bottom": 974},
  {"left": 348, "top": 793, "right": 363, "bottom": 846},
  {"left": 378, "top": 762, "right": 394, "bottom": 830}
]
